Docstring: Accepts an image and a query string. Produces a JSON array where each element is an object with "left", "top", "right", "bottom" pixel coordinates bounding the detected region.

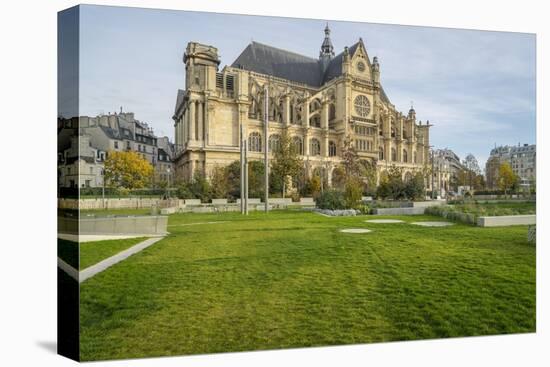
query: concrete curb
[
  {"left": 57, "top": 257, "right": 79, "bottom": 281},
  {"left": 79, "top": 237, "right": 164, "bottom": 283}
]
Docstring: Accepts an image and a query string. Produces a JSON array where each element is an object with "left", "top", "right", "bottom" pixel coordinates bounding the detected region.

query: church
[{"left": 173, "top": 25, "right": 432, "bottom": 188}]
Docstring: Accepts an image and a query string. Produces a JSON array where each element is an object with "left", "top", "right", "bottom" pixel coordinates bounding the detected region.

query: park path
[{"left": 58, "top": 236, "right": 165, "bottom": 283}]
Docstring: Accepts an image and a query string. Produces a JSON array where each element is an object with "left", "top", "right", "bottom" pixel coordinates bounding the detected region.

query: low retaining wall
[
  {"left": 59, "top": 215, "right": 168, "bottom": 235},
  {"left": 59, "top": 198, "right": 183, "bottom": 210},
  {"left": 372, "top": 207, "right": 426, "bottom": 215},
  {"left": 412, "top": 200, "right": 446, "bottom": 208},
  {"left": 477, "top": 215, "right": 536, "bottom": 227}
]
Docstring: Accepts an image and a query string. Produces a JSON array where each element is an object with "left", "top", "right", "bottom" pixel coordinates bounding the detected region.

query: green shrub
[
  {"left": 344, "top": 177, "right": 363, "bottom": 209},
  {"left": 315, "top": 190, "right": 346, "bottom": 210}
]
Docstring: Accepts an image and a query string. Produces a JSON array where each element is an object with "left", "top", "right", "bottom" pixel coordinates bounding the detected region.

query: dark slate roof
[
  {"left": 231, "top": 42, "right": 323, "bottom": 87},
  {"left": 231, "top": 40, "right": 391, "bottom": 103},
  {"left": 174, "top": 89, "right": 185, "bottom": 115},
  {"left": 99, "top": 125, "right": 122, "bottom": 140},
  {"left": 323, "top": 42, "right": 360, "bottom": 82}
]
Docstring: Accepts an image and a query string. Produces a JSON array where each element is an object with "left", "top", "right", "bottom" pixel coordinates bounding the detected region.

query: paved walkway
[{"left": 57, "top": 237, "right": 165, "bottom": 283}]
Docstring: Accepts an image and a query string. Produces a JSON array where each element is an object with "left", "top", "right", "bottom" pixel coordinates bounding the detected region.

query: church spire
[{"left": 320, "top": 23, "right": 335, "bottom": 58}]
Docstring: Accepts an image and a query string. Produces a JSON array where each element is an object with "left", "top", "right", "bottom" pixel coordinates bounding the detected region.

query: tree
[
  {"left": 404, "top": 172, "right": 425, "bottom": 200},
  {"left": 189, "top": 171, "right": 211, "bottom": 202},
  {"left": 225, "top": 160, "right": 265, "bottom": 200},
  {"left": 498, "top": 162, "right": 519, "bottom": 198},
  {"left": 270, "top": 129, "right": 303, "bottom": 197},
  {"left": 331, "top": 167, "right": 346, "bottom": 190},
  {"left": 209, "top": 166, "right": 229, "bottom": 198},
  {"left": 359, "top": 159, "right": 377, "bottom": 194},
  {"left": 462, "top": 154, "right": 481, "bottom": 191},
  {"left": 341, "top": 137, "right": 361, "bottom": 179},
  {"left": 387, "top": 165, "right": 405, "bottom": 199},
  {"left": 104, "top": 151, "right": 153, "bottom": 190},
  {"left": 344, "top": 176, "right": 363, "bottom": 208}
]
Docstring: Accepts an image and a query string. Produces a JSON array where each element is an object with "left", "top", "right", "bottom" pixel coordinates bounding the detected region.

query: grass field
[
  {"left": 78, "top": 210, "right": 536, "bottom": 361},
  {"left": 58, "top": 237, "right": 148, "bottom": 270}
]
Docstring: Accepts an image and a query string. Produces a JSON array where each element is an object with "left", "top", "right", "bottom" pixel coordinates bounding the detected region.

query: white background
[{"left": 0, "top": 0, "right": 547, "bottom": 365}]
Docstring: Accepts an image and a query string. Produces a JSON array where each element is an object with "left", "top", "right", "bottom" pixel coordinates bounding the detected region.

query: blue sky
[{"left": 75, "top": 4, "right": 536, "bottom": 167}]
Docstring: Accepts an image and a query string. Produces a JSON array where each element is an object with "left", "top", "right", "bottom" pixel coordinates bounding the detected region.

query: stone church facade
[{"left": 173, "top": 25, "right": 432, "bottom": 188}]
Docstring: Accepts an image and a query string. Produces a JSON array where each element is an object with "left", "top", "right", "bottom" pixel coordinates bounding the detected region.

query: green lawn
[
  {"left": 58, "top": 237, "right": 148, "bottom": 270},
  {"left": 80, "top": 237, "right": 148, "bottom": 270},
  {"left": 79, "top": 210, "right": 536, "bottom": 361}
]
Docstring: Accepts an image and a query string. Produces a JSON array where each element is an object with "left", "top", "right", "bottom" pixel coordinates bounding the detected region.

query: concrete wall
[
  {"left": 59, "top": 215, "right": 168, "bottom": 235},
  {"left": 477, "top": 215, "right": 536, "bottom": 227},
  {"left": 372, "top": 207, "right": 426, "bottom": 215},
  {"left": 59, "top": 198, "right": 183, "bottom": 210},
  {"left": 412, "top": 200, "right": 446, "bottom": 208}
]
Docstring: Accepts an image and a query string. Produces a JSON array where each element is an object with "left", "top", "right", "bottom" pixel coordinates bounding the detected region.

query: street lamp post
[
  {"left": 101, "top": 167, "right": 106, "bottom": 209},
  {"left": 166, "top": 167, "right": 171, "bottom": 199},
  {"left": 264, "top": 85, "right": 269, "bottom": 213},
  {"left": 431, "top": 151, "right": 435, "bottom": 200}
]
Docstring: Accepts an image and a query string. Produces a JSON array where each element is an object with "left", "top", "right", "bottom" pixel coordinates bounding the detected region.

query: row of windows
[
  {"left": 355, "top": 139, "right": 373, "bottom": 152},
  {"left": 378, "top": 147, "right": 418, "bottom": 163},
  {"left": 247, "top": 132, "right": 337, "bottom": 157},
  {"left": 354, "top": 125, "right": 376, "bottom": 136}
]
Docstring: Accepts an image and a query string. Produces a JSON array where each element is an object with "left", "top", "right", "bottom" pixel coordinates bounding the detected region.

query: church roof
[
  {"left": 231, "top": 41, "right": 323, "bottom": 87},
  {"left": 231, "top": 37, "right": 391, "bottom": 103},
  {"left": 174, "top": 89, "right": 185, "bottom": 115},
  {"left": 323, "top": 42, "right": 360, "bottom": 82}
]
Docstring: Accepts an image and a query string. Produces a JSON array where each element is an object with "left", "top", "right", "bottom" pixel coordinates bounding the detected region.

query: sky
[{"left": 71, "top": 4, "right": 536, "bottom": 167}]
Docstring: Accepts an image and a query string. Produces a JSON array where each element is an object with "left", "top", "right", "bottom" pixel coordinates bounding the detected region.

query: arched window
[
  {"left": 248, "top": 132, "right": 262, "bottom": 152},
  {"left": 404, "top": 172, "right": 413, "bottom": 182},
  {"left": 310, "top": 115, "right": 321, "bottom": 128},
  {"left": 268, "top": 134, "right": 281, "bottom": 153},
  {"left": 329, "top": 104, "right": 336, "bottom": 121},
  {"left": 309, "top": 98, "right": 322, "bottom": 113},
  {"left": 328, "top": 141, "right": 337, "bottom": 157},
  {"left": 403, "top": 149, "right": 408, "bottom": 163},
  {"left": 391, "top": 148, "right": 397, "bottom": 162},
  {"left": 310, "top": 138, "right": 321, "bottom": 156},
  {"left": 379, "top": 146, "right": 384, "bottom": 160},
  {"left": 292, "top": 136, "right": 303, "bottom": 155}
]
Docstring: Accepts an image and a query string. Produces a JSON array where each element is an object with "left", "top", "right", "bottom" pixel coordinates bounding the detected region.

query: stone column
[
  {"left": 303, "top": 98, "right": 310, "bottom": 128},
  {"left": 283, "top": 95, "right": 290, "bottom": 126},
  {"left": 204, "top": 96, "right": 209, "bottom": 146},
  {"left": 197, "top": 101, "right": 204, "bottom": 143},
  {"left": 397, "top": 141, "right": 403, "bottom": 162},
  {"left": 321, "top": 101, "right": 329, "bottom": 130},
  {"left": 323, "top": 131, "right": 329, "bottom": 157},
  {"left": 385, "top": 139, "right": 391, "bottom": 163},
  {"left": 304, "top": 133, "right": 310, "bottom": 156},
  {"left": 189, "top": 100, "right": 196, "bottom": 142}
]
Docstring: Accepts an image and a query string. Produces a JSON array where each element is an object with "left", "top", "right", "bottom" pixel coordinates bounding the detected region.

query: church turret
[
  {"left": 408, "top": 104, "right": 416, "bottom": 121},
  {"left": 319, "top": 23, "right": 335, "bottom": 73},
  {"left": 183, "top": 42, "right": 220, "bottom": 91},
  {"left": 372, "top": 56, "right": 380, "bottom": 84}
]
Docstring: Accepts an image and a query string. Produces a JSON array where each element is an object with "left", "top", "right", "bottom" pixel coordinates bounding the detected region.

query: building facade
[
  {"left": 58, "top": 112, "right": 175, "bottom": 189},
  {"left": 485, "top": 144, "right": 536, "bottom": 190},
  {"left": 173, "top": 26, "right": 432, "bottom": 189}
]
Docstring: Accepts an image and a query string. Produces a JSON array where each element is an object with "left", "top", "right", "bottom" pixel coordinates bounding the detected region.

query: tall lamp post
[
  {"left": 166, "top": 167, "right": 171, "bottom": 199},
  {"left": 264, "top": 85, "right": 269, "bottom": 213},
  {"left": 101, "top": 167, "right": 106, "bottom": 209}
]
